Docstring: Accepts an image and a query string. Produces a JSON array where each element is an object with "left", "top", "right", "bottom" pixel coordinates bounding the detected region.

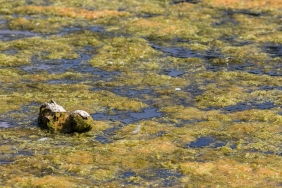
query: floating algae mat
[{"left": 1, "top": 0, "right": 282, "bottom": 187}]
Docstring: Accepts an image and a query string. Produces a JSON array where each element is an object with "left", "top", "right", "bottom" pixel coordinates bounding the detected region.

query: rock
[
  {"left": 69, "top": 110, "right": 94, "bottom": 132},
  {"left": 43, "top": 99, "right": 66, "bottom": 112},
  {"left": 72, "top": 110, "right": 90, "bottom": 119},
  {"left": 38, "top": 100, "right": 93, "bottom": 133},
  {"left": 38, "top": 100, "right": 69, "bottom": 133}
]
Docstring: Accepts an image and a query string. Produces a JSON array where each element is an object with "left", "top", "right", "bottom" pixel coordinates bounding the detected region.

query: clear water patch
[
  {"left": 1, "top": 102, "right": 41, "bottom": 127},
  {"left": 94, "top": 124, "right": 124, "bottom": 144},
  {"left": 110, "top": 87, "right": 153, "bottom": 99},
  {"left": 93, "top": 108, "right": 162, "bottom": 143},
  {"left": 58, "top": 26, "right": 105, "bottom": 36},
  {"left": 223, "top": 101, "right": 276, "bottom": 112},
  {"left": 140, "top": 168, "right": 182, "bottom": 187},
  {"left": 264, "top": 44, "right": 282, "bottom": 58},
  {"left": 151, "top": 44, "right": 202, "bottom": 58},
  {"left": 185, "top": 136, "right": 226, "bottom": 148},
  {"left": 0, "top": 121, "right": 13, "bottom": 128},
  {"left": 22, "top": 46, "right": 119, "bottom": 80},
  {"left": 0, "top": 150, "right": 34, "bottom": 165},
  {"left": 22, "top": 50, "right": 94, "bottom": 74},
  {"left": 92, "top": 108, "right": 162, "bottom": 125},
  {"left": 0, "top": 29, "right": 39, "bottom": 41},
  {"left": 164, "top": 69, "right": 184, "bottom": 77}
]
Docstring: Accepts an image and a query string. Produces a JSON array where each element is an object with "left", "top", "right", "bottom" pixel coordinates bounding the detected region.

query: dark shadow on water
[
  {"left": 224, "top": 9, "right": 263, "bottom": 17},
  {"left": 171, "top": 0, "right": 201, "bottom": 4},
  {"left": 259, "top": 86, "right": 282, "bottom": 90},
  {"left": 203, "top": 49, "right": 224, "bottom": 60},
  {"left": 212, "top": 19, "right": 239, "bottom": 27},
  {"left": 264, "top": 44, "right": 282, "bottom": 58}
]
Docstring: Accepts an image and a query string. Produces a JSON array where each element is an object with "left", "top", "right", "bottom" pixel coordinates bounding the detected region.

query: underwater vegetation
[{"left": 1, "top": 0, "right": 282, "bottom": 187}]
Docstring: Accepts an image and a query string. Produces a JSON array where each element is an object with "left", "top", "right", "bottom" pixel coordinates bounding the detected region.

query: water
[
  {"left": 0, "top": 1, "right": 282, "bottom": 187},
  {"left": 0, "top": 121, "right": 12, "bottom": 128},
  {"left": 92, "top": 108, "right": 162, "bottom": 125}
]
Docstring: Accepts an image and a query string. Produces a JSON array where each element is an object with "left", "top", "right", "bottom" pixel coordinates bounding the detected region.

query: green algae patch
[
  {"left": 90, "top": 36, "right": 161, "bottom": 71},
  {"left": 14, "top": 5, "right": 130, "bottom": 20},
  {"left": 0, "top": 81, "right": 147, "bottom": 114},
  {"left": 0, "top": 53, "right": 29, "bottom": 66},
  {"left": 207, "top": 0, "right": 282, "bottom": 9},
  {"left": 126, "top": 16, "right": 199, "bottom": 40},
  {"left": 196, "top": 84, "right": 246, "bottom": 108},
  {"left": 1, "top": 36, "right": 79, "bottom": 61},
  {"left": 0, "top": 68, "right": 23, "bottom": 83},
  {"left": 11, "top": 175, "right": 78, "bottom": 188},
  {"left": 8, "top": 17, "right": 71, "bottom": 34},
  {"left": 179, "top": 156, "right": 282, "bottom": 187},
  {"left": 1, "top": 0, "right": 282, "bottom": 187}
]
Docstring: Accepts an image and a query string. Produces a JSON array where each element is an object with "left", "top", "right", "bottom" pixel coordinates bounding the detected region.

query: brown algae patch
[{"left": 207, "top": 0, "right": 282, "bottom": 9}]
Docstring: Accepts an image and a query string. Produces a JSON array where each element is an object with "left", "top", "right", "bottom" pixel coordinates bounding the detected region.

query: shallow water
[{"left": 1, "top": 0, "right": 282, "bottom": 187}]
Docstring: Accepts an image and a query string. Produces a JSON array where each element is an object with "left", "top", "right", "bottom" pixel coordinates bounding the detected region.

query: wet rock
[
  {"left": 38, "top": 100, "right": 93, "bottom": 133},
  {"left": 69, "top": 110, "right": 93, "bottom": 132},
  {"left": 38, "top": 100, "right": 69, "bottom": 133}
]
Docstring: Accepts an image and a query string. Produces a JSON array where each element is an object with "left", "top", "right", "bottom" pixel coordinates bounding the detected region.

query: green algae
[
  {"left": 90, "top": 36, "right": 161, "bottom": 71},
  {"left": 0, "top": 0, "right": 282, "bottom": 187}
]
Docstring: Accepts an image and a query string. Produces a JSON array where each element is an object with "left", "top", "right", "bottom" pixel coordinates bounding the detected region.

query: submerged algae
[{"left": 1, "top": 0, "right": 282, "bottom": 187}]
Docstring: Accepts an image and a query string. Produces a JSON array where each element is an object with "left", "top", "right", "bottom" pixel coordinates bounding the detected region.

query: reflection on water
[{"left": 0, "top": 121, "right": 12, "bottom": 128}]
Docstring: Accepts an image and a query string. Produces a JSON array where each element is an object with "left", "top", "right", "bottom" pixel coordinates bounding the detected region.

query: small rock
[
  {"left": 69, "top": 112, "right": 94, "bottom": 133},
  {"left": 37, "top": 137, "right": 50, "bottom": 142},
  {"left": 72, "top": 110, "right": 90, "bottom": 119}
]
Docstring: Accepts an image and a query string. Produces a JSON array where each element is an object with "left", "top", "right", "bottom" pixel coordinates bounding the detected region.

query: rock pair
[{"left": 38, "top": 100, "right": 94, "bottom": 133}]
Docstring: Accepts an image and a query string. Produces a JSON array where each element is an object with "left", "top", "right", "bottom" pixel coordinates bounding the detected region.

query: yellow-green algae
[{"left": 0, "top": 0, "right": 282, "bottom": 187}]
